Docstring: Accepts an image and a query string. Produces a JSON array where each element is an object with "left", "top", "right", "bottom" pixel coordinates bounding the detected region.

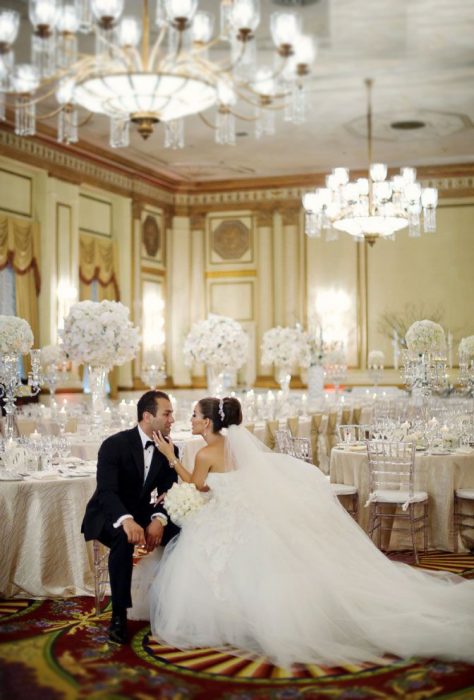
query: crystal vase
[
  {"left": 276, "top": 365, "right": 292, "bottom": 396},
  {"left": 207, "top": 365, "right": 225, "bottom": 397},
  {"left": 88, "top": 365, "right": 107, "bottom": 428}
]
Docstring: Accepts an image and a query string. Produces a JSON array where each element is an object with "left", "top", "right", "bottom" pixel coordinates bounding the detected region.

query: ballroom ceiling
[{"left": 5, "top": 0, "right": 474, "bottom": 183}]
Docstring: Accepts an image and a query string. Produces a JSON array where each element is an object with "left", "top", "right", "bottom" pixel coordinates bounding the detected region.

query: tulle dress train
[{"left": 147, "top": 426, "right": 474, "bottom": 668}]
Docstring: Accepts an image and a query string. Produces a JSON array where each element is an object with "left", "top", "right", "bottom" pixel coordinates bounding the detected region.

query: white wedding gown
[{"left": 146, "top": 426, "right": 474, "bottom": 668}]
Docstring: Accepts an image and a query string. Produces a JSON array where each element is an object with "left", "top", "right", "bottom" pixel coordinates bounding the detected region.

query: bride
[{"left": 147, "top": 396, "right": 474, "bottom": 669}]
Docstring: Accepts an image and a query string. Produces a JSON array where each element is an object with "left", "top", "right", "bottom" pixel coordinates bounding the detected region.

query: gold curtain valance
[
  {"left": 79, "top": 233, "right": 119, "bottom": 299},
  {"left": 0, "top": 214, "right": 41, "bottom": 294}
]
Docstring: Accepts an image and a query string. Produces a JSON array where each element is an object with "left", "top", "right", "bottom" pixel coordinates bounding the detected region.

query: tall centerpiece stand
[
  {"left": 458, "top": 335, "right": 474, "bottom": 397},
  {"left": 402, "top": 320, "right": 448, "bottom": 405},
  {"left": 367, "top": 349, "right": 385, "bottom": 391},
  {"left": 261, "top": 325, "right": 311, "bottom": 400},
  {"left": 40, "top": 344, "right": 67, "bottom": 408},
  {"left": 184, "top": 315, "right": 248, "bottom": 397},
  {"left": 61, "top": 301, "right": 139, "bottom": 430},
  {"left": 0, "top": 315, "right": 40, "bottom": 439}
]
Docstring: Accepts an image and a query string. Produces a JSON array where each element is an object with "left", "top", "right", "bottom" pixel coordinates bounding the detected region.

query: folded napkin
[
  {"left": 58, "top": 469, "right": 94, "bottom": 478},
  {"left": 455, "top": 446, "right": 474, "bottom": 455},
  {"left": 0, "top": 471, "right": 24, "bottom": 481},
  {"left": 27, "top": 472, "right": 59, "bottom": 480}
]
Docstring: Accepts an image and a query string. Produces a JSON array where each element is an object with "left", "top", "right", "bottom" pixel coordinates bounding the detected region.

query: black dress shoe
[{"left": 108, "top": 613, "right": 128, "bottom": 644}]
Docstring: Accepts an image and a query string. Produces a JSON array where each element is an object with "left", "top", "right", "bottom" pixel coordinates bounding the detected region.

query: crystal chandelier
[
  {"left": 302, "top": 79, "right": 438, "bottom": 246},
  {"left": 0, "top": 0, "right": 316, "bottom": 149}
]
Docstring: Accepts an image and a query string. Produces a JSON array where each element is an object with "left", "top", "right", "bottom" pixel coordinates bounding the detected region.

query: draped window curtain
[
  {"left": 0, "top": 214, "right": 41, "bottom": 345},
  {"left": 79, "top": 233, "right": 120, "bottom": 397}
]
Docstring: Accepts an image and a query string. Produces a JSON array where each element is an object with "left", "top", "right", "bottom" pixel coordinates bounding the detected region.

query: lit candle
[{"left": 30, "top": 429, "right": 41, "bottom": 441}]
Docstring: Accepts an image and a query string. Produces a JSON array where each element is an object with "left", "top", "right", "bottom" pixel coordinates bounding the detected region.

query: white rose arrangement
[
  {"left": 261, "top": 326, "right": 311, "bottom": 368},
  {"left": 164, "top": 482, "right": 208, "bottom": 527},
  {"left": 61, "top": 300, "right": 140, "bottom": 369},
  {"left": 405, "top": 320, "right": 446, "bottom": 355},
  {"left": 183, "top": 314, "right": 248, "bottom": 369},
  {"left": 368, "top": 350, "right": 385, "bottom": 367},
  {"left": 41, "top": 344, "right": 67, "bottom": 368},
  {"left": 459, "top": 336, "right": 474, "bottom": 361},
  {"left": 0, "top": 315, "right": 34, "bottom": 355}
]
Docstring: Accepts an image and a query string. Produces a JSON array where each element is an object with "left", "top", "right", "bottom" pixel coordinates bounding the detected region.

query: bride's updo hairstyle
[{"left": 198, "top": 397, "right": 242, "bottom": 433}]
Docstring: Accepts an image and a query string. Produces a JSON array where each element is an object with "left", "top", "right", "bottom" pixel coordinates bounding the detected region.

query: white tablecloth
[
  {"left": 0, "top": 472, "right": 96, "bottom": 598},
  {"left": 330, "top": 447, "right": 474, "bottom": 551}
]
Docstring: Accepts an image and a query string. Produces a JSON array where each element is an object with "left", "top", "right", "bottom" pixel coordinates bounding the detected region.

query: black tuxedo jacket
[{"left": 81, "top": 426, "right": 179, "bottom": 543}]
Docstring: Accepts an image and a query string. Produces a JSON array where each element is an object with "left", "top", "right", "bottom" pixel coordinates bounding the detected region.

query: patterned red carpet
[{"left": 1, "top": 552, "right": 474, "bottom": 699}]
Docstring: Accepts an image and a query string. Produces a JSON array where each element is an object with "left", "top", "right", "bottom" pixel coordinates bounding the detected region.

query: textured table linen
[
  {"left": 0, "top": 473, "right": 96, "bottom": 598},
  {"left": 330, "top": 448, "right": 474, "bottom": 551}
]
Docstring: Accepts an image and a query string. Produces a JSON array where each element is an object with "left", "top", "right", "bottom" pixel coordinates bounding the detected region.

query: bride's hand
[{"left": 152, "top": 430, "right": 176, "bottom": 462}]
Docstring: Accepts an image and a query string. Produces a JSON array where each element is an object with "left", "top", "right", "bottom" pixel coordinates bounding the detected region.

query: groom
[{"left": 81, "top": 390, "right": 179, "bottom": 644}]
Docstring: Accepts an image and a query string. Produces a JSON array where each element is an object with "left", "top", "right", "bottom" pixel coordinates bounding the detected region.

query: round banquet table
[
  {"left": 330, "top": 446, "right": 474, "bottom": 552},
  {"left": 0, "top": 472, "right": 96, "bottom": 598}
]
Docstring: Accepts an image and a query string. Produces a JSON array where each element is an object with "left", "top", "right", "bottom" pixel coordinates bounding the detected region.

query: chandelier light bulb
[
  {"left": 56, "top": 5, "right": 80, "bottom": 34},
  {"left": 164, "top": 0, "right": 198, "bottom": 26},
  {"left": 294, "top": 35, "right": 316, "bottom": 70},
  {"left": 0, "top": 11, "right": 20, "bottom": 48},
  {"left": 254, "top": 67, "right": 275, "bottom": 98},
  {"left": 192, "top": 11, "right": 214, "bottom": 44},
  {"left": 421, "top": 187, "right": 438, "bottom": 208},
  {"left": 369, "top": 162, "right": 387, "bottom": 182},
  {"left": 229, "top": 0, "right": 260, "bottom": 35},
  {"left": 29, "top": 0, "right": 58, "bottom": 30},
  {"left": 401, "top": 166, "right": 416, "bottom": 183},
  {"left": 13, "top": 64, "right": 40, "bottom": 93},
  {"left": 91, "top": 0, "right": 124, "bottom": 24},
  {"left": 332, "top": 167, "right": 349, "bottom": 186},
  {"left": 56, "top": 78, "right": 75, "bottom": 104},
  {"left": 217, "top": 80, "right": 236, "bottom": 106},
  {"left": 270, "top": 11, "right": 302, "bottom": 54},
  {"left": 405, "top": 182, "right": 421, "bottom": 204},
  {"left": 117, "top": 16, "right": 142, "bottom": 47}
]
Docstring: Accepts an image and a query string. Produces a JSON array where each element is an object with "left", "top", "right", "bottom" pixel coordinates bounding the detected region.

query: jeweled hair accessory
[{"left": 218, "top": 398, "right": 225, "bottom": 422}]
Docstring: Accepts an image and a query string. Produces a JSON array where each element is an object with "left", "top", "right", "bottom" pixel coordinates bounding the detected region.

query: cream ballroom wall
[{"left": 0, "top": 131, "right": 473, "bottom": 389}]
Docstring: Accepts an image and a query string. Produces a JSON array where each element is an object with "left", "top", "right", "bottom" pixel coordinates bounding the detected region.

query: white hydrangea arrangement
[
  {"left": 183, "top": 314, "right": 248, "bottom": 370},
  {"left": 61, "top": 300, "right": 140, "bottom": 369},
  {"left": 0, "top": 315, "right": 34, "bottom": 355},
  {"left": 164, "top": 482, "right": 208, "bottom": 527},
  {"left": 459, "top": 336, "right": 474, "bottom": 360},
  {"left": 405, "top": 320, "right": 446, "bottom": 355},
  {"left": 368, "top": 350, "right": 385, "bottom": 367},
  {"left": 261, "top": 326, "right": 311, "bottom": 368},
  {"left": 41, "top": 344, "right": 67, "bottom": 368}
]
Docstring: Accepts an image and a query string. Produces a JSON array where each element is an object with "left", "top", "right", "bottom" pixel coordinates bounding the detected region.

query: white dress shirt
[{"left": 113, "top": 426, "right": 167, "bottom": 529}]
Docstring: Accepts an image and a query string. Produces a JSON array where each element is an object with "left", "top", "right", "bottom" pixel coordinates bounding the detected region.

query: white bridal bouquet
[
  {"left": 405, "top": 320, "right": 446, "bottom": 355},
  {"left": 261, "top": 325, "right": 311, "bottom": 368},
  {"left": 61, "top": 300, "right": 140, "bottom": 369},
  {"left": 0, "top": 315, "right": 34, "bottom": 355},
  {"left": 368, "top": 350, "right": 385, "bottom": 367},
  {"left": 459, "top": 336, "right": 474, "bottom": 360},
  {"left": 164, "top": 482, "right": 208, "bottom": 527},
  {"left": 41, "top": 344, "right": 67, "bottom": 368},
  {"left": 183, "top": 314, "right": 248, "bottom": 369}
]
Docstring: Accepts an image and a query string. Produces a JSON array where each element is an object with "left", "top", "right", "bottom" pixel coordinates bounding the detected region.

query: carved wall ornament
[
  {"left": 142, "top": 214, "right": 161, "bottom": 258},
  {"left": 212, "top": 219, "right": 250, "bottom": 260}
]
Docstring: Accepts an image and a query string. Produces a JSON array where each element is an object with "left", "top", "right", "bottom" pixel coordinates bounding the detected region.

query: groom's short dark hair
[{"left": 137, "top": 390, "right": 171, "bottom": 422}]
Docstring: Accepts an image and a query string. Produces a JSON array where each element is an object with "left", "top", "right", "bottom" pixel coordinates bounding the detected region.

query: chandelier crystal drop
[
  {"left": 0, "top": 0, "right": 316, "bottom": 148},
  {"left": 302, "top": 79, "right": 438, "bottom": 246}
]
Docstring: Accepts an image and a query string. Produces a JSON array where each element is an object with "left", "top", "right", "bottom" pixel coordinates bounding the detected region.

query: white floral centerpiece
[
  {"left": 41, "top": 344, "right": 67, "bottom": 368},
  {"left": 459, "top": 336, "right": 474, "bottom": 360},
  {"left": 0, "top": 315, "right": 34, "bottom": 355},
  {"left": 183, "top": 314, "right": 248, "bottom": 370},
  {"left": 405, "top": 320, "right": 446, "bottom": 356},
  {"left": 368, "top": 350, "right": 385, "bottom": 367},
  {"left": 164, "top": 482, "right": 208, "bottom": 527},
  {"left": 61, "top": 300, "right": 140, "bottom": 369},
  {"left": 261, "top": 325, "right": 311, "bottom": 369}
]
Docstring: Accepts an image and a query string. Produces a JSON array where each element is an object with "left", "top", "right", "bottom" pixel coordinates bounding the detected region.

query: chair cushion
[
  {"left": 331, "top": 483, "right": 358, "bottom": 496},
  {"left": 371, "top": 489, "right": 428, "bottom": 504},
  {"left": 455, "top": 488, "right": 474, "bottom": 500}
]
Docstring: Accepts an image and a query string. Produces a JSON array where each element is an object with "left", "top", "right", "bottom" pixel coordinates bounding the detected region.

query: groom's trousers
[{"left": 97, "top": 522, "right": 134, "bottom": 611}]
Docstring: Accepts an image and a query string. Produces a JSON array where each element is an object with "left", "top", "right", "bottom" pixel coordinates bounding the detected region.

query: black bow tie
[{"left": 144, "top": 440, "right": 155, "bottom": 450}]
